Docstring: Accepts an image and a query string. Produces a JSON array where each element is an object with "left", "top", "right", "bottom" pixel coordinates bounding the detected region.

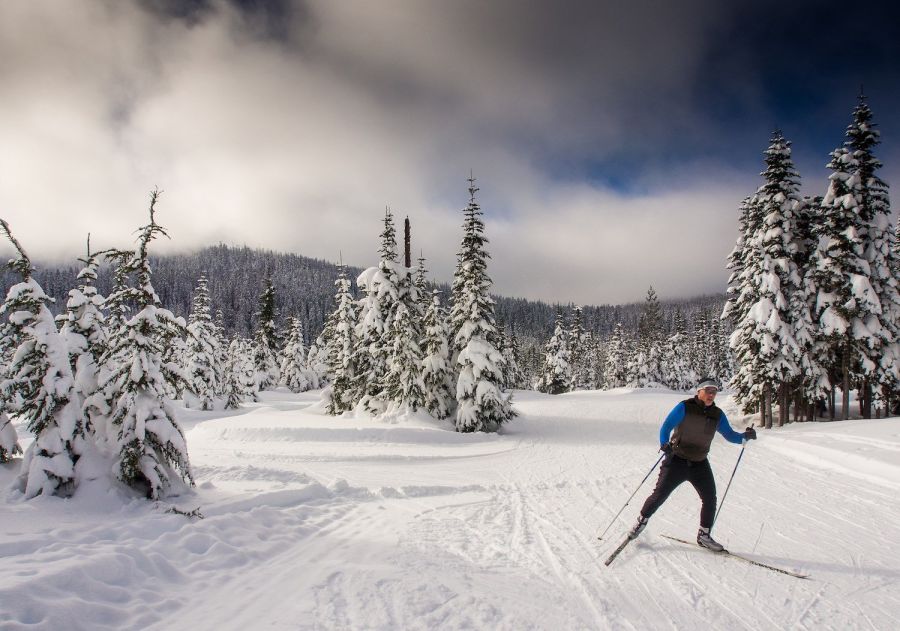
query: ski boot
[
  {"left": 697, "top": 527, "right": 724, "bottom": 552},
  {"left": 628, "top": 515, "right": 649, "bottom": 539}
]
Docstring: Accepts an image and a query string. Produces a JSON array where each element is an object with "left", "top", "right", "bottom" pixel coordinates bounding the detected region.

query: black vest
[{"left": 671, "top": 397, "right": 721, "bottom": 462}]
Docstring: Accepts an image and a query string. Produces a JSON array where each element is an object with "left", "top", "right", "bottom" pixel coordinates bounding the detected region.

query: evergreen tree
[
  {"left": 223, "top": 337, "right": 246, "bottom": 410},
  {"left": 57, "top": 236, "right": 108, "bottom": 444},
  {"left": 352, "top": 209, "right": 401, "bottom": 414},
  {"left": 253, "top": 275, "right": 279, "bottom": 389},
  {"left": 603, "top": 323, "right": 629, "bottom": 388},
  {"left": 811, "top": 99, "right": 891, "bottom": 420},
  {"left": 569, "top": 306, "right": 592, "bottom": 389},
  {"left": 307, "top": 328, "right": 330, "bottom": 390},
  {"left": 325, "top": 266, "right": 357, "bottom": 414},
  {"left": 538, "top": 311, "right": 572, "bottom": 394},
  {"left": 213, "top": 309, "right": 229, "bottom": 397},
  {"left": 506, "top": 329, "right": 527, "bottom": 389},
  {"left": 279, "top": 317, "right": 313, "bottom": 393},
  {"left": 383, "top": 238, "right": 425, "bottom": 414},
  {"left": 635, "top": 287, "right": 664, "bottom": 385},
  {"left": 419, "top": 290, "right": 455, "bottom": 419},
  {"left": 451, "top": 176, "right": 515, "bottom": 431},
  {"left": 845, "top": 95, "right": 899, "bottom": 413},
  {"left": 1, "top": 220, "right": 82, "bottom": 497},
  {"left": 184, "top": 274, "right": 219, "bottom": 410},
  {"left": 728, "top": 133, "right": 811, "bottom": 426},
  {"left": 384, "top": 300, "right": 426, "bottom": 414},
  {"left": 96, "top": 192, "right": 193, "bottom": 498},
  {"left": 661, "top": 331, "right": 696, "bottom": 391},
  {"left": 237, "top": 338, "right": 260, "bottom": 403}
]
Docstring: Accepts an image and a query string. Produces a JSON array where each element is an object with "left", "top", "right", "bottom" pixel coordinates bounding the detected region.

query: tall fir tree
[
  {"left": 811, "top": 98, "right": 890, "bottom": 420},
  {"left": 253, "top": 275, "right": 279, "bottom": 390},
  {"left": 184, "top": 274, "right": 219, "bottom": 410},
  {"left": 420, "top": 290, "right": 455, "bottom": 419},
  {"left": 844, "top": 95, "right": 899, "bottom": 414},
  {"left": 96, "top": 192, "right": 193, "bottom": 498},
  {"left": 280, "top": 317, "right": 313, "bottom": 393},
  {"left": 451, "top": 176, "right": 515, "bottom": 431},
  {"left": 325, "top": 266, "right": 358, "bottom": 414},
  {"left": 634, "top": 287, "right": 664, "bottom": 385},
  {"left": 603, "top": 323, "right": 629, "bottom": 388},
  {"left": 569, "top": 306, "right": 592, "bottom": 389},
  {"left": 223, "top": 337, "right": 246, "bottom": 410},
  {"left": 57, "top": 236, "right": 109, "bottom": 445},
  {"left": 538, "top": 311, "right": 573, "bottom": 394},
  {"left": 352, "top": 209, "right": 401, "bottom": 414},
  {"left": 1, "top": 220, "right": 81, "bottom": 497}
]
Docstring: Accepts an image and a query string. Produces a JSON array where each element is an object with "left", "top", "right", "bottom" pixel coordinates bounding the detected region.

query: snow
[{"left": 2, "top": 388, "right": 900, "bottom": 630}]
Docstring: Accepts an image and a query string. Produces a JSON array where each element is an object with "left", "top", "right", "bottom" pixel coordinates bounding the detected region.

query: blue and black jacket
[{"left": 660, "top": 397, "right": 744, "bottom": 462}]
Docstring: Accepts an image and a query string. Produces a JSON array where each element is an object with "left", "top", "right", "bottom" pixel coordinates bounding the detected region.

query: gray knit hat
[{"left": 696, "top": 377, "right": 720, "bottom": 391}]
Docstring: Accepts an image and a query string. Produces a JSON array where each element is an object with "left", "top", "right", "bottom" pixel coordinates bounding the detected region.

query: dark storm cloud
[{"left": 0, "top": 0, "right": 896, "bottom": 304}]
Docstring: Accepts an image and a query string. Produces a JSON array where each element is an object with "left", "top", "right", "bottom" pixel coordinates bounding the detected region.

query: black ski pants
[{"left": 639, "top": 454, "right": 717, "bottom": 529}]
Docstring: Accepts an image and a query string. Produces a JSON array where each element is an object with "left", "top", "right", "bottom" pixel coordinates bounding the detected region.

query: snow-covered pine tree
[
  {"left": 213, "top": 309, "right": 229, "bottom": 397},
  {"left": 843, "top": 95, "right": 898, "bottom": 416},
  {"left": 414, "top": 252, "right": 431, "bottom": 320},
  {"left": 97, "top": 191, "right": 193, "bottom": 498},
  {"left": 451, "top": 176, "right": 515, "bottom": 431},
  {"left": 587, "top": 333, "right": 605, "bottom": 390},
  {"left": 252, "top": 275, "right": 279, "bottom": 390},
  {"left": 279, "top": 317, "right": 313, "bottom": 393},
  {"left": 306, "top": 326, "right": 330, "bottom": 390},
  {"left": 811, "top": 100, "right": 891, "bottom": 421},
  {"left": 603, "top": 323, "right": 629, "bottom": 388},
  {"left": 383, "top": 233, "right": 425, "bottom": 414},
  {"left": 728, "top": 132, "right": 809, "bottom": 426},
  {"left": 569, "top": 306, "right": 592, "bottom": 389},
  {"left": 324, "top": 265, "right": 358, "bottom": 414},
  {"left": 661, "top": 329, "right": 696, "bottom": 392},
  {"left": 184, "top": 274, "right": 219, "bottom": 410},
  {"left": 223, "top": 337, "right": 245, "bottom": 410},
  {"left": 420, "top": 289, "right": 455, "bottom": 419},
  {"left": 352, "top": 209, "right": 401, "bottom": 414},
  {"left": 384, "top": 299, "right": 426, "bottom": 414},
  {"left": 0, "top": 219, "right": 82, "bottom": 498},
  {"left": 635, "top": 286, "right": 664, "bottom": 386},
  {"left": 506, "top": 328, "right": 527, "bottom": 389},
  {"left": 237, "top": 338, "right": 260, "bottom": 402},
  {"left": 691, "top": 308, "right": 712, "bottom": 378},
  {"left": 538, "top": 311, "right": 573, "bottom": 394},
  {"left": 0, "top": 304, "right": 21, "bottom": 462},
  {"left": 57, "top": 236, "right": 109, "bottom": 445}
]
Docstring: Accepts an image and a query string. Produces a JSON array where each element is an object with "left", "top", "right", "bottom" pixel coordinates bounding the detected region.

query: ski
[
  {"left": 660, "top": 535, "right": 809, "bottom": 580},
  {"left": 603, "top": 535, "right": 635, "bottom": 566}
]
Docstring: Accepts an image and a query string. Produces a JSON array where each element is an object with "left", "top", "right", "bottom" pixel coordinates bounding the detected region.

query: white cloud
[{"left": 3, "top": 0, "right": 876, "bottom": 306}]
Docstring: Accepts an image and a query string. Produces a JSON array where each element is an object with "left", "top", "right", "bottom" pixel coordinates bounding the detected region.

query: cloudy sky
[{"left": 1, "top": 0, "right": 898, "bottom": 305}]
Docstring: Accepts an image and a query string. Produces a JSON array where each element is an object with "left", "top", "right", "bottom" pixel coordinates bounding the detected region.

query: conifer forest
[{"left": 1, "top": 95, "right": 897, "bottom": 501}]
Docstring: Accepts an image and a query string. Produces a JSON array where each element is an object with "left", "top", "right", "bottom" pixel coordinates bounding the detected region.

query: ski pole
[
  {"left": 597, "top": 451, "right": 666, "bottom": 540},
  {"left": 712, "top": 424, "right": 753, "bottom": 530}
]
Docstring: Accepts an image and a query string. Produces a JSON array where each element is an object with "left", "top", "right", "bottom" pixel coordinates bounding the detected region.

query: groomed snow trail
[{"left": 1, "top": 389, "right": 899, "bottom": 630}]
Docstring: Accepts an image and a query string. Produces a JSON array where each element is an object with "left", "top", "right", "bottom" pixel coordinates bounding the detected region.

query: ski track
[{"left": 2, "top": 390, "right": 900, "bottom": 630}]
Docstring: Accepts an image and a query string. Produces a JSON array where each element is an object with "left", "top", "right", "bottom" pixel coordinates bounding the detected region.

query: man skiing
[{"left": 628, "top": 377, "right": 756, "bottom": 551}]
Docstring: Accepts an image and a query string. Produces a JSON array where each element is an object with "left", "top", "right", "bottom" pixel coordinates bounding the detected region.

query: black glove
[
  {"left": 743, "top": 428, "right": 757, "bottom": 440},
  {"left": 660, "top": 442, "right": 673, "bottom": 454}
]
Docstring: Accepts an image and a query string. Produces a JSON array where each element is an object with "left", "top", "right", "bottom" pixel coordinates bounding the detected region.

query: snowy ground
[{"left": 2, "top": 388, "right": 899, "bottom": 630}]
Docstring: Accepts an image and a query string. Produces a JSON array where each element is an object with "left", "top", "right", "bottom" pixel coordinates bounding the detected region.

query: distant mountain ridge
[{"left": 1, "top": 244, "right": 725, "bottom": 344}]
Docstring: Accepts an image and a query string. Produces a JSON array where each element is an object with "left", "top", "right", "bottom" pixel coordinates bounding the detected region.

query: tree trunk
[
  {"left": 404, "top": 217, "right": 411, "bottom": 269},
  {"left": 829, "top": 385, "right": 836, "bottom": 420},
  {"left": 764, "top": 384, "right": 773, "bottom": 430},
  {"left": 842, "top": 344, "right": 850, "bottom": 421},
  {"left": 862, "top": 378, "right": 872, "bottom": 419}
]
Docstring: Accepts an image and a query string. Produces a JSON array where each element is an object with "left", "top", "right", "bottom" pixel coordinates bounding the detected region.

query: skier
[{"left": 628, "top": 377, "right": 756, "bottom": 551}]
